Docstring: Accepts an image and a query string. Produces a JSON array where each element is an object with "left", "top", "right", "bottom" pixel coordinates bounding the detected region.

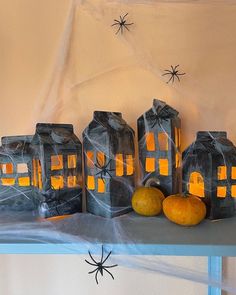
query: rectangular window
[
  {"left": 87, "top": 175, "right": 95, "bottom": 190},
  {"left": 86, "top": 151, "right": 94, "bottom": 168},
  {"left": 126, "top": 155, "right": 134, "bottom": 176},
  {"left": 18, "top": 177, "right": 30, "bottom": 187},
  {"left": 32, "top": 159, "right": 38, "bottom": 187},
  {"left": 232, "top": 167, "right": 236, "bottom": 179},
  {"left": 68, "top": 155, "right": 77, "bottom": 169},
  {"left": 116, "top": 154, "right": 124, "bottom": 176},
  {"left": 1, "top": 178, "right": 15, "bottom": 186},
  {"left": 17, "top": 163, "right": 28, "bottom": 173},
  {"left": 158, "top": 132, "right": 168, "bottom": 151},
  {"left": 97, "top": 152, "right": 105, "bottom": 167},
  {"left": 67, "top": 176, "right": 77, "bottom": 188},
  {"left": 2, "top": 163, "right": 14, "bottom": 174},
  {"left": 51, "top": 155, "right": 63, "bottom": 170},
  {"left": 217, "top": 166, "right": 227, "bottom": 180},
  {"left": 159, "top": 159, "right": 169, "bottom": 176},
  {"left": 97, "top": 178, "right": 105, "bottom": 193},
  {"left": 146, "top": 133, "right": 155, "bottom": 151},
  {"left": 217, "top": 186, "right": 227, "bottom": 198},
  {"left": 175, "top": 127, "right": 179, "bottom": 148},
  {"left": 231, "top": 185, "right": 236, "bottom": 198},
  {"left": 175, "top": 152, "right": 181, "bottom": 168},
  {"left": 51, "top": 176, "right": 64, "bottom": 190},
  {"left": 145, "top": 158, "right": 155, "bottom": 172}
]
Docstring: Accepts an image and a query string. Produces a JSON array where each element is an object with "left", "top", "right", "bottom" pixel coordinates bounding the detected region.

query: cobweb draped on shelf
[{"left": 2, "top": 0, "right": 236, "bottom": 293}]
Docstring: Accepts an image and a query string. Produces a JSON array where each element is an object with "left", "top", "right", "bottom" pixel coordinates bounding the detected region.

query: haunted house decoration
[
  {"left": 0, "top": 135, "right": 38, "bottom": 212},
  {"left": 83, "top": 111, "right": 135, "bottom": 218},
  {"left": 182, "top": 131, "right": 236, "bottom": 220},
  {"left": 137, "top": 99, "right": 181, "bottom": 196},
  {"left": 30, "top": 123, "right": 82, "bottom": 218}
]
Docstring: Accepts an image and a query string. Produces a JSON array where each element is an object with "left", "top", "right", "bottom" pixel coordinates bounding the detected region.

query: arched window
[{"left": 188, "top": 171, "right": 205, "bottom": 198}]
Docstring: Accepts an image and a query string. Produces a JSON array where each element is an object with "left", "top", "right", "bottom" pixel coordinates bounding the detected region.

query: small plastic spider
[
  {"left": 151, "top": 106, "right": 170, "bottom": 128},
  {"left": 95, "top": 159, "right": 114, "bottom": 183},
  {"left": 111, "top": 13, "right": 134, "bottom": 34},
  {"left": 162, "top": 65, "right": 186, "bottom": 84},
  {"left": 85, "top": 245, "right": 118, "bottom": 284}
]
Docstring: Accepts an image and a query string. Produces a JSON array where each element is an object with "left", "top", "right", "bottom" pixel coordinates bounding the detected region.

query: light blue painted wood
[
  {"left": 0, "top": 243, "right": 235, "bottom": 256},
  {"left": 208, "top": 256, "right": 222, "bottom": 295}
]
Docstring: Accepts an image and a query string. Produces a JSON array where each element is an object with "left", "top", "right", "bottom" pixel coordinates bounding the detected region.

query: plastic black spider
[
  {"left": 111, "top": 13, "right": 134, "bottom": 34},
  {"left": 162, "top": 65, "right": 186, "bottom": 84},
  {"left": 95, "top": 159, "right": 114, "bottom": 183},
  {"left": 85, "top": 245, "right": 118, "bottom": 284},
  {"left": 151, "top": 116, "right": 169, "bottom": 128}
]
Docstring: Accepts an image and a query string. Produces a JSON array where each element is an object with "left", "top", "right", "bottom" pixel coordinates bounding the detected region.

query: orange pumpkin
[
  {"left": 132, "top": 187, "right": 165, "bottom": 216},
  {"left": 163, "top": 194, "right": 206, "bottom": 226}
]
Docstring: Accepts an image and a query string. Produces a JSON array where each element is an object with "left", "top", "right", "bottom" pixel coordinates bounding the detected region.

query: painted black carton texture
[
  {"left": 182, "top": 131, "right": 236, "bottom": 219},
  {"left": 83, "top": 111, "right": 135, "bottom": 218},
  {"left": 0, "top": 135, "right": 37, "bottom": 212},
  {"left": 137, "top": 99, "right": 181, "bottom": 196},
  {"left": 30, "top": 123, "right": 82, "bottom": 218}
]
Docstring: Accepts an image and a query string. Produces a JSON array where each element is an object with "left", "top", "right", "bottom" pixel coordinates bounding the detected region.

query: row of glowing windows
[
  {"left": 32, "top": 159, "right": 79, "bottom": 190},
  {"left": 145, "top": 128, "right": 180, "bottom": 152},
  {"left": 145, "top": 154, "right": 181, "bottom": 175},
  {"left": 0, "top": 154, "right": 77, "bottom": 176},
  {"left": 189, "top": 171, "right": 236, "bottom": 198},
  {"left": 86, "top": 151, "right": 134, "bottom": 176}
]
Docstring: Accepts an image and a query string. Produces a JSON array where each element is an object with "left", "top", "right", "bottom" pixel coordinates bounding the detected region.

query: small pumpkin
[
  {"left": 163, "top": 194, "right": 206, "bottom": 226},
  {"left": 132, "top": 186, "right": 165, "bottom": 216}
]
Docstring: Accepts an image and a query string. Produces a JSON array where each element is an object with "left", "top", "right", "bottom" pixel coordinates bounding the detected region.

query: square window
[
  {"left": 17, "top": 163, "right": 28, "bottom": 173},
  {"left": 67, "top": 176, "right": 77, "bottom": 188},
  {"left": 2, "top": 163, "right": 14, "bottom": 174},
  {"left": 51, "top": 176, "right": 64, "bottom": 190},
  {"left": 68, "top": 155, "right": 77, "bottom": 169},
  {"left": 18, "top": 177, "right": 30, "bottom": 187},
  {"left": 217, "top": 186, "right": 227, "bottom": 198},
  {"left": 1, "top": 178, "right": 15, "bottom": 186},
  {"left": 51, "top": 155, "right": 63, "bottom": 170}
]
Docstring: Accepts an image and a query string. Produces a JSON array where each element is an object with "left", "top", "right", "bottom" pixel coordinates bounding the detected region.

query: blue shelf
[{"left": 0, "top": 213, "right": 236, "bottom": 256}]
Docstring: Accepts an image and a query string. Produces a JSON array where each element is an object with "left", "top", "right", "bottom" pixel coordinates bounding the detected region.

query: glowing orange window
[
  {"left": 51, "top": 155, "right": 63, "bottom": 170},
  {"left": 67, "top": 176, "right": 77, "bottom": 188},
  {"left": 97, "top": 152, "right": 105, "bottom": 167},
  {"left": 1, "top": 178, "right": 15, "bottom": 186},
  {"left": 158, "top": 132, "right": 169, "bottom": 151},
  {"left": 32, "top": 159, "right": 37, "bottom": 187},
  {"left": 217, "top": 166, "right": 227, "bottom": 180},
  {"left": 217, "top": 186, "right": 227, "bottom": 198},
  {"left": 175, "top": 127, "right": 179, "bottom": 147},
  {"left": 68, "top": 155, "right": 77, "bottom": 169},
  {"left": 159, "top": 159, "right": 169, "bottom": 176},
  {"left": 86, "top": 151, "right": 94, "bottom": 168},
  {"left": 145, "top": 158, "right": 155, "bottom": 172},
  {"left": 18, "top": 177, "right": 30, "bottom": 187},
  {"left": 231, "top": 185, "right": 236, "bottom": 198},
  {"left": 116, "top": 154, "right": 124, "bottom": 176},
  {"left": 146, "top": 133, "right": 155, "bottom": 151},
  {"left": 51, "top": 176, "right": 64, "bottom": 190},
  {"left": 2, "top": 163, "right": 13, "bottom": 174},
  {"left": 189, "top": 172, "right": 205, "bottom": 198},
  {"left": 126, "top": 155, "right": 134, "bottom": 176},
  {"left": 87, "top": 175, "right": 95, "bottom": 190},
  {"left": 232, "top": 167, "right": 236, "bottom": 179},
  {"left": 175, "top": 152, "right": 181, "bottom": 168},
  {"left": 97, "top": 178, "right": 105, "bottom": 193}
]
